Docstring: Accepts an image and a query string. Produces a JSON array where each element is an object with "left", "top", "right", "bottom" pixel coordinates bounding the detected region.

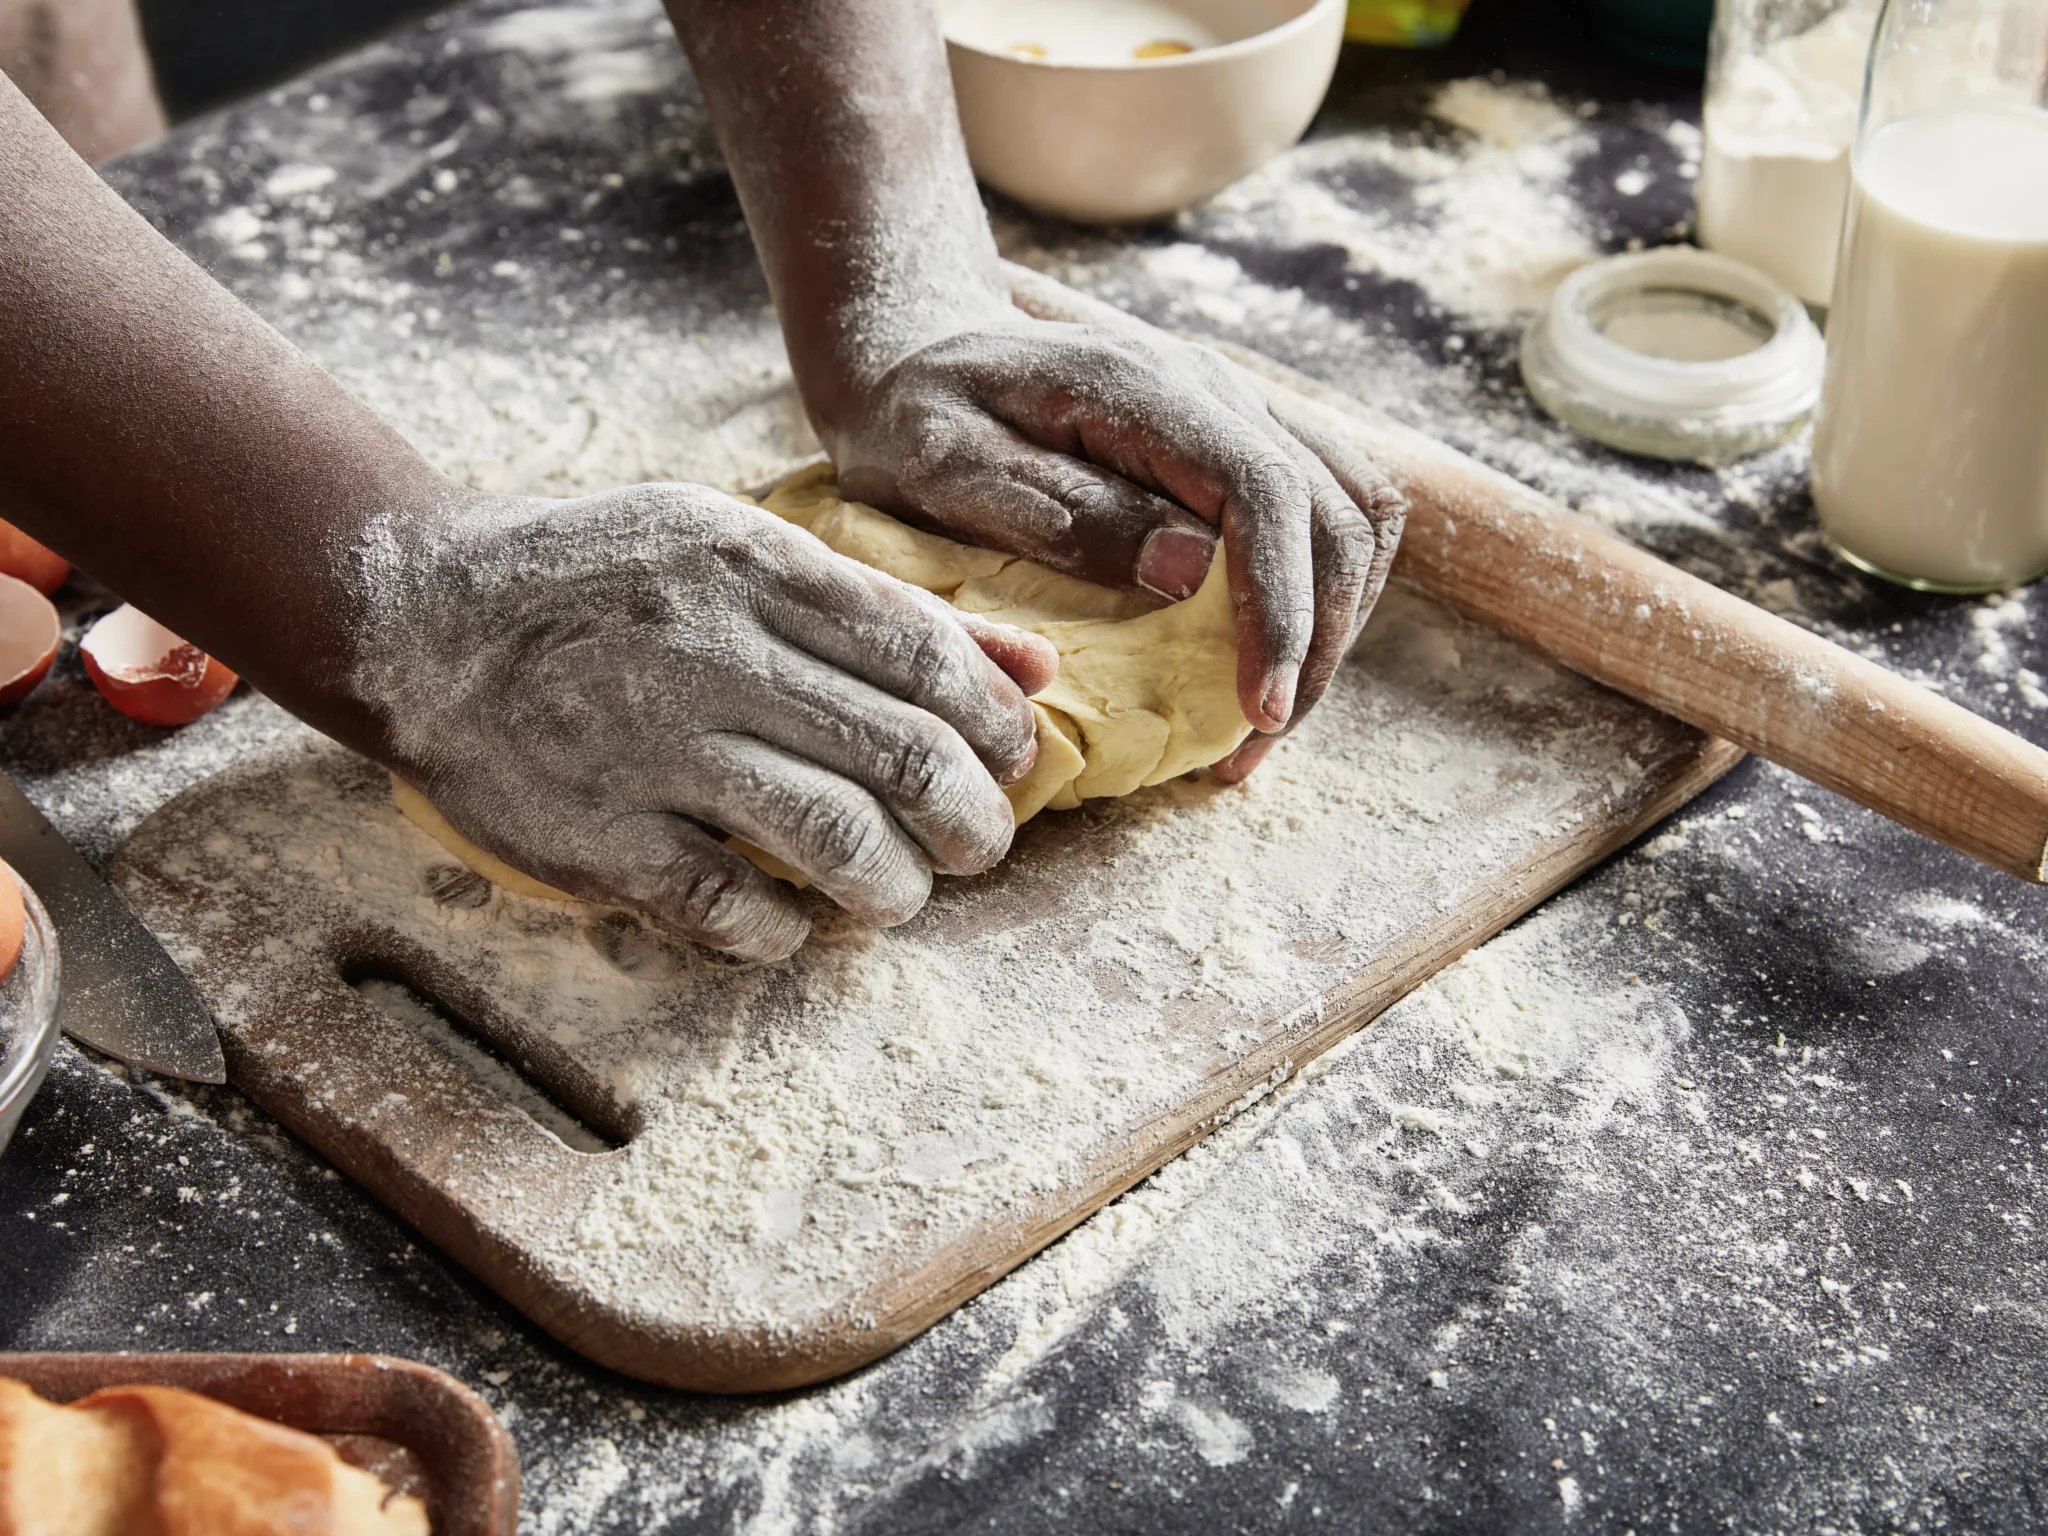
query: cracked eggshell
[
  {"left": 80, "top": 603, "right": 239, "bottom": 726},
  {"left": 0, "top": 575, "right": 61, "bottom": 706},
  {"left": 0, "top": 519, "right": 70, "bottom": 596}
]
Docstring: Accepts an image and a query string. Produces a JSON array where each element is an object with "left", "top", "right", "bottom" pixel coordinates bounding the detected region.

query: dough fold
[
  {"left": 390, "top": 463, "right": 1247, "bottom": 903},
  {"left": 757, "top": 462, "right": 1249, "bottom": 825}
]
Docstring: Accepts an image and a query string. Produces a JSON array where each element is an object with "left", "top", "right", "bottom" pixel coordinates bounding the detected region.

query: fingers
[
  {"left": 679, "top": 732, "right": 937, "bottom": 926},
  {"left": 1265, "top": 431, "right": 1378, "bottom": 726},
  {"left": 1209, "top": 733, "right": 1277, "bottom": 784},
  {"left": 734, "top": 645, "right": 1020, "bottom": 875},
  {"left": 844, "top": 420, "right": 1218, "bottom": 597},
  {"left": 972, "top": 336, "right": 1318, "bottom": 730},
  {"left": 1266, "top": 392, "right": 1407, "bottom": 607},
  {"left": 765, "top": 553, "right": 1041, "bottom": 784},
  {"left": 957, "top": 612, "right": 1059, "bottom": 697},
  {"left": 1264, "top": 394, "right": 1408, "bottom": 721},
  {"left": 567, "top": 810, "right": 811, "bottom": 962}
]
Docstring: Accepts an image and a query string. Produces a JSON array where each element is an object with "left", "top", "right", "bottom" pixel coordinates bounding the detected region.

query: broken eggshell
[
  {"left": 0, "top": 520, "right": 69, "bottom": 597},
  {"left": 80, "top": 604, "right": 239, "bottom": 726},
  {"left": 0, "top": 576, "right": 61, "bottom": 706}
]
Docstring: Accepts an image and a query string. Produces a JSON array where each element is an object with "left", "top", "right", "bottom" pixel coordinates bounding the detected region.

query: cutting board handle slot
[{"left": 344, "top": 966, "right": 621, "bottom": 1155}]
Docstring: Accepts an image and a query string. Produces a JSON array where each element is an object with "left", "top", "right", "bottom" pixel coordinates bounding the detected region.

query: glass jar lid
[{"left": 1519, "top": 246, "right": 1825, "bottom": 464}]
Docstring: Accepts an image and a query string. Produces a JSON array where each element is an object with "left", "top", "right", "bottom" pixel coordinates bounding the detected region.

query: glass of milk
[
  {"left": 1809, "top": 0, "right": 2048, "bottom": 592},
  {"left": 1697, "top": 0, "right": 1882, "bottom": 310}
]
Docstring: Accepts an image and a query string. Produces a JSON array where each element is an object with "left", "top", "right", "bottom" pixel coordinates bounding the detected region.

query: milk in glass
[{"left": 1811, "top": 102, "right": 2048, "bottom": 590}]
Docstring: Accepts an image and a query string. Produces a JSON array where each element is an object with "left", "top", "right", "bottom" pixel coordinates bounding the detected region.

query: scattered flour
[
  {"left": 1202, "top": 78, "right": 1602, "bottom": 322},
  {"left": 49, "top": 9, "right": 2042, "bottom": 1527},
  {"left": 117, "top": 572, "right": 1712, "bottom": 1370}
]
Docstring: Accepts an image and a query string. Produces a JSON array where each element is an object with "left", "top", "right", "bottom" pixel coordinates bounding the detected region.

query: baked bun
[{"left": 0, "top": 1376, "right": 430, "bottom": 1534}]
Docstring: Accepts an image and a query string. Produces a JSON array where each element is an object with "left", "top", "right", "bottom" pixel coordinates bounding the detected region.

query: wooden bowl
[
  {"left": 0, "top": 1352, "right": 518, "bottom": 1535},
  {"left": 943, "top": 0, "right": 1346, "bottom": 223}
]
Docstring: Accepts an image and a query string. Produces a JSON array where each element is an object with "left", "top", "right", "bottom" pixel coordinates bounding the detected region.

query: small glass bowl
[
  {"left": 0, "top": 871, "right": 63, "bottom": 1158},
  {"left": 1520, "top": 246, "right": 1825, "bottom": 465}
]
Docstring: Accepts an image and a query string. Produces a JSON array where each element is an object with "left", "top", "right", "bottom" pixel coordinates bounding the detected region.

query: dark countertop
[{"left": 4, "top": 2, "right": 2044, "bottom": 1531}]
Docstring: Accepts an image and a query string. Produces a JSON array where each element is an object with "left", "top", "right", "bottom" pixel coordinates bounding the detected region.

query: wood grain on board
[{"left": 112, "top": 594, "right": 1742, "bottom": 1392}]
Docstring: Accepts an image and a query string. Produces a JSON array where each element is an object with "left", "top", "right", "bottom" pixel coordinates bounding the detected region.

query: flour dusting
[{"left": 117, "top": 572, "right": 1715, "bottom": 1365}]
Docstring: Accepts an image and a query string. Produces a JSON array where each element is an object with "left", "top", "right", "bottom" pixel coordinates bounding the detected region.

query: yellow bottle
[{"left": 1343, "top": 0, "right": 1472, "bottom": 46}]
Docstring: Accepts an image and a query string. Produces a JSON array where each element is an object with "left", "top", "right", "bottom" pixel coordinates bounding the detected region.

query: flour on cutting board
[
  {"left": 104, "top": 56, "right": 1722, "bottom": 1352},
  {"left": 124, "top": 569, "right": 1698, "bottom": 1350},
  {"left": 39, "top": 17, "right": 2035, "bottom": 1522},
  {"left": 678, "top": 892, "right": 1694, "bottom": 1530}
]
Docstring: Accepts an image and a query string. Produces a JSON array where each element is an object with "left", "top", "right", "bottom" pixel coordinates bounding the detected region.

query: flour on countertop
[
  {"left": 118, "top": 575, "right": 1708, "bottom": 1354},
  {"left": 1206, "top": 77, "right": 1602, "bottom": 323},
  {"left": 91, "top": 54, "right": 1737, "bottom": 1360},
  {"left": 24, "top": 12, "right": 2039, "bottom": 1527}
]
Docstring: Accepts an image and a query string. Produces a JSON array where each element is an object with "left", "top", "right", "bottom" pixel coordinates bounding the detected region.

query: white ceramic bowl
[{"left": 943, "top": 0, "right": 1347, "bottom": 224}]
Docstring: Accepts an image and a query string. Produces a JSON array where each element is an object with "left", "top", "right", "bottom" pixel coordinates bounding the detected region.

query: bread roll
[{"left": 0, "top": 1377, "right": 430, "bottom": 1534}]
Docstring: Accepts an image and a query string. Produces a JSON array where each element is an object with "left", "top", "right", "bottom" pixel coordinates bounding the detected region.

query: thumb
[{"left": 957, "top": 612, "right": 1059, "bottom": 696}]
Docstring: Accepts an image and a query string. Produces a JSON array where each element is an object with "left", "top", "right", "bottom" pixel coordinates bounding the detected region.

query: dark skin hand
[
  {"left": 0, "top": 73, "right": 1058, "bottom": 961},
  {"left": 666, "top": 0, "right": 1407, "bottom": 769}
]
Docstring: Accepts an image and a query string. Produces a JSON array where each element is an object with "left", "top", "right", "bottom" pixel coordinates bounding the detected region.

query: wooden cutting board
[{"left": 112, "top": 588, "right": 1740, "bottom": 1392}]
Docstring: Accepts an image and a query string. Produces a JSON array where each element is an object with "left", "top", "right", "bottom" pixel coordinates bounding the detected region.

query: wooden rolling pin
[{"left": 1004, "top": 261, "right": 2048, "bottom": 884}]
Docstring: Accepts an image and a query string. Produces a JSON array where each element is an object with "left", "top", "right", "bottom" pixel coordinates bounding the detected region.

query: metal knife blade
[{"left": 0, "top": 773, "right": 225, "bottom": 1083}]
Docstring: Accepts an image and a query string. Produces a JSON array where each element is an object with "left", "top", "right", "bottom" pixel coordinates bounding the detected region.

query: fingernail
[
  {"left": 1137, "top": 526, "right": 1217, "bottom": 602},
  {"left": 1211, "top": 734, "right": 1276, "bottom": 784},
  {"left": 998, "top": 735, "right": 1040, "bottom": 787},
  {"left": 1259, "top": 671, "right": 1296, "bottom": 730}
]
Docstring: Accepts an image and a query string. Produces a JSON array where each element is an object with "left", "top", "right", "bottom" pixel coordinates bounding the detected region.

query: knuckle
[
  {"left": 1236, "top": 445, "right": 1311, "bottom": 511},
  {"left": 704, "top": 509, "right": 781, "bottom": 573},
  {"left": 1369, "top": 491, "right": 1408, "bottom": 548},
  {"left": 1195, "top": 350, "right": 1267, "bottom": 413},
  {"left": 891, "top": 408, "right": 974, "bottom": 484},
  {"left": 882, "top": 720, "right": 964, "bottom": 809},
  {"left": 796, "top": 787, "right": 895, "bottom": 883},
  {"left": 1325, "top": 511, "right": 1380, "bottom": 585},
  {"left": 1069, "top": 340, "right": 1156, "bottom": 402},
  {"left": 653, "top": 852, "right": 763, "bottom": 947},
  {"left": 895, "top": 618, "right": 974, "bottom": 699},
  {"left": 999, "top": 698, "right": 1038, "bottom": 765},
  {"left": 951, "top": 799, "right": 1015, "bottom": 876}
]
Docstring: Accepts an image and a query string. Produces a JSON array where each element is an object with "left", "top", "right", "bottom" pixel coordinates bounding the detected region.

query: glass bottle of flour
[
  {"left": 1696, "top": 0, "right": 1882, "bottom": 308},
  {"left": 1809, "top": 0, "right": 2048, "bottom": 592}
]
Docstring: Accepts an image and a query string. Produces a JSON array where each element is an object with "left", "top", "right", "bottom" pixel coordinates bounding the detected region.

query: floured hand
[
  {"left": 820, "top": 307, "right": 1407, "bottom": 748},
  {"left": 664, "top": 0, "right": 1403, "bottom": 772},
  {"left": 361, "top": 483, "right": 1056, "bottom": 962}
]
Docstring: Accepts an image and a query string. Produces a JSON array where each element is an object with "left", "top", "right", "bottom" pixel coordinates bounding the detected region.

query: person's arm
[
  {"left": 0, "top": 0, "right": 165, "bottom": 161},
  {"left": 666, "top": 0, "right": 1406, "bottom": 776},
  {"left": 0, "top": 73, "right": 1051, "bottom": 961}
]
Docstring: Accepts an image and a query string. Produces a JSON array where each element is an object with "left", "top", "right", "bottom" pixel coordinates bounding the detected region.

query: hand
[
  {"left": 819, "top": 306, "right": 1406, "bottom": 750},
  {"left": 363, "top": 482, "right": 1056, "bottom": 962}
]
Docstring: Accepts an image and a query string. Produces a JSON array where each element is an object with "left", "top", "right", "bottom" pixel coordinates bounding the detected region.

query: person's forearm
[
  {"left": 665, "top": 0, "right": 1003, "bottom": 441},
  {"left": 0, "top": 0, "right": 165, "bottom": 162},
  {"left": 0, "top": 74, "right": 454, "bottom": 745}
]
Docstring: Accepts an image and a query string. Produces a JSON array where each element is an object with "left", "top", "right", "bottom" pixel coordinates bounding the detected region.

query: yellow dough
[
  {"left": 392, "top": 462, "right": 1247, "bottom": 899},
  {"left": 392, "top": 774, "right": 808, "bottom": 899},
  {"left": 758, "top": 462, "right": 1250, "bottom": 822}
]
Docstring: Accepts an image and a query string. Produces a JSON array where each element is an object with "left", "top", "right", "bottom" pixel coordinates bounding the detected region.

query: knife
[{"left": 0, "top": 773, "right": 225, "bottom": 1083}]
